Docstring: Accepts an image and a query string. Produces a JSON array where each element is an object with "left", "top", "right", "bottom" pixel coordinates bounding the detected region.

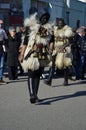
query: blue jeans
[
  {"left": 0, "top": 52, "right": 4, "bottom": 80},
  {"left": 81, "top": 55, "right": 86, "bottom": 77},
  {"left": 81, "top": 55, "right": 86, "bottom": 66}
]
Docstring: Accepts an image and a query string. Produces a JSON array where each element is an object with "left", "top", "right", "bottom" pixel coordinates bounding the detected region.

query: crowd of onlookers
[
  {"left": 0, "top": 19, "right": 86, "bottom": 85},
  {"left": 70, "top": 26, "right": 86, "bottom": 80},
  {"left": 0, "top": 19, "right": 26, "bottom": 84}
]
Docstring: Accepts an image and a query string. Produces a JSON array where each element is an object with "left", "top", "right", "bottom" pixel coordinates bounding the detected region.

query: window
[
  {"left": 31, "top": 0, "right": 49, "bottom": 13},
  {"left": 76, "top": 20, "right": 80, "bottom": 28},
  {"left": 0, "top": 3, "right": 10, "bottom": 9}
]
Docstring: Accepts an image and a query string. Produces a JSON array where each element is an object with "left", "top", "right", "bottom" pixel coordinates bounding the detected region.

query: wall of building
[
  {"left": 38, "top": 0, "right": 64, "bottom": 21},
  {"left": 22, "top": 0, "right": 65, "bottom": 24},
  {"left": 41, "top": 0, "right": 86, "bottom": 27},
  {"left": 69, "top": 0, "right": 86, "bottom": 27},
  {"left": 21, "top": 0, "right": 86, "bottom": 27},
  {"left": 0, "top": 0, "right": 23, "bottom": 28},
  {"left": 22, "top": 0, "right": 31, "bottom": 18},
  {"left": 0, "top": 0, "right": 86, "bottom": 28}
]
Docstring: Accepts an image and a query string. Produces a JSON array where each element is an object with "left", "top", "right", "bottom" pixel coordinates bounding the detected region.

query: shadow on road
[
  {"left": 52, "top": 80, "right": 86, "bottom": 87},
  {"left": 37, "top": 91, "right": 86, "bottom": 105},
  {"left": 8, "top": 78, "right": 28, "bottom": 84}
]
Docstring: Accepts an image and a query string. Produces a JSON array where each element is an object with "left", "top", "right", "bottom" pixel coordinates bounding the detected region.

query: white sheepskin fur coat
[
  {"left": 52, "top": 25, "right": 73, "bottom": 69},
  {"left": 21, "top": 13, "right": 53, "bottom": 72}
]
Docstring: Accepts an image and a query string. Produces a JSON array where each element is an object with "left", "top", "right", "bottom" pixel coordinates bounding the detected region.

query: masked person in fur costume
[
  {"left": 19, "top": 9, "right": 54, "bottom": 104},
  {"left": 44, "top": 18, "right": 73, "bottom": 86}
]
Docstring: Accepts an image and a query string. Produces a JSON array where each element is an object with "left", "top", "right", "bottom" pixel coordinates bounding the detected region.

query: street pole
[
  {"left": 66, "top": 0, "right": 70, "bottom": 25},
  {"left": 84, "top": 8, "right": 86, "bottom": 26}
]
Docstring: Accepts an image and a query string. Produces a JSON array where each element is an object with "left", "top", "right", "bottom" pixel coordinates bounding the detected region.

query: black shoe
[
  {"left": 68, "top": 76, "right": 76, "bottom": 81},
  {"left": 44, "top": 80, "right": 51, "bottom": 86},
  {"left": 9, "top": 77, "right": 18, "bottom": 80},
  {"left": 0, "top": 79, "right": 8, "bottom": 85},
  {"left": 9, "top": 77, "right": 13, "bottom": 80},
  {"left": 30, "top": 96, "right": 37, "bottom": 104},
  {"left": 19, "top": 71, "right": 24, "bottom": 76},
  {"left": 63, "top": 81, "right": 68, "bottom": 86},
  {"left": 35, "top": 96, "right": 39, "bottom": 103},
  {"left": 75, "top": 77, "right": 81, "bottom": 80},
  {"left": 81, "top": 77, "right": 86, "bottom": 80}
]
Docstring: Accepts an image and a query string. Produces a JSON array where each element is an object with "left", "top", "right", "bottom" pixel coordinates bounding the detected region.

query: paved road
[{"left": 0, "top": 71, "right": 86, "bottom": 130}]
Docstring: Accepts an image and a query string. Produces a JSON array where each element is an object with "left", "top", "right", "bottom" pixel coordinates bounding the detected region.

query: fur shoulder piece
[
  {"left": 42, "top": 22, "right": 54, "bottom": 35},
  {"left": 54, "top": 25, "right": 73, "bottom": 38},
  {"left": 63, "top": 25, "right": 73, "bottom": 37},
  {"left": 24, "top": 13, "right": 39, "bottom": 30},
  {"left": 24, "top": 14, "right": 54, "bottom": 46}
]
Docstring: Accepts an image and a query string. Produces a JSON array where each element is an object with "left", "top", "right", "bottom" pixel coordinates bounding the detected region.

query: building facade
[
  {"left": 22, "top": 0, "right": 86, "bottom": 27},
  {"left": 0, "top": 0, "right": 86, "bottom": 28},
  {"left": 70, "top": 0, "right": 86, "bottom": 27},
  {"left": 0, "top": 0, "right": 23, "bottom": 29}
]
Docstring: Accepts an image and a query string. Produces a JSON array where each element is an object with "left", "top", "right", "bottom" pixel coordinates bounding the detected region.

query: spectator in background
[
  {"left": 16, "top": 26, "right": 24, "bottom": 75},
  {"left": 7, "top": 27, "right": 20, "bottom": 80},
  {"left": 0, "top": 19, "right": 8, "bottom": 84},
  {"left": 75, "top": 26, "right": 86, "bottom": 80}
]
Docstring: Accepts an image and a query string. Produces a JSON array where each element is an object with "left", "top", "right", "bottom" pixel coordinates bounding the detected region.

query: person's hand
[
  {"left": 33, "top": 44, "right": 38, "bottom": 51},
  {"left": 48, "top": 49, "right": 53, "bottom": 55},
  {"left": 19, "top": 46, "right": 23, "bottom": 53},
  {"left": 57, "top": 46, "right": 64, "bottom": 53},
  {"left": 18, "top": 54, "right": 24, "bottom": 63}
]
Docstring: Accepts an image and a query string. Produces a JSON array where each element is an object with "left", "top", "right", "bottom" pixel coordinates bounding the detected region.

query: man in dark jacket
[
  {"left": 75, "top": 27, "right": 86, "bottom": 80},
  {"left": 7, "top": 27, "right": 20, "bottom": 80}
]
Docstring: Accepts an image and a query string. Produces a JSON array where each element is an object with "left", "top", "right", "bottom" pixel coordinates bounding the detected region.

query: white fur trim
[
  {"left": 63, "top": 57, "right": 72, "bottom": 67},
  {"left": 54, "top": 25, "right": 73, "bottom": 38},
  {"left": 21, "top": 57, "right": 40, "bottom": 72},
  {"left": 24, "top": 13, "right": 38, "bottom": 27},
  {"left": 55, "top": 51, "right": 73, "bottom": 69},
  {"left": 64, "top": 27, "right": 73, "bottom": 37},
  {"left": 55, "top": 53, "right": 64, "bottom": 69}
]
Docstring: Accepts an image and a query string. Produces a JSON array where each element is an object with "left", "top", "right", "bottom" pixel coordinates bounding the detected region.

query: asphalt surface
[{"left": 0, "top": 70, "right": 86, "bottom": 130}]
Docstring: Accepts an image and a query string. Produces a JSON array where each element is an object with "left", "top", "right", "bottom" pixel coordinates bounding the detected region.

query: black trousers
[
  {"left": 28, "top": 77, "right": 40, "bottom": 98},
  {"left": 45, "top": 66, "right": 68, "bottom": 85},
  {"left": 8, "top": 66, "right": 18, "bottom": 80},
  {"left": 28, "top": 67, "right": 44, "bottom": 98},
  {"left": 18, "top": 62, "right": 24, "bottom": 75},
  {"left": 63, "top": 67, "right": 68, "bottom": 85}
]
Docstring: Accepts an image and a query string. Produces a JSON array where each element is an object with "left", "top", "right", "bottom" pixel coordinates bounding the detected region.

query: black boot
[
  {"left": 44, "top": 66, "right": 55, "bottom": 86},
  {"left": 63, "top": 68, "right": 68, "bottom": 86},
  {"left": 19, "top": 63, "right": 24, "bottom": 76},
  {"left": 35, "top": 77, "right": 40, "bottom": 95},
  {"left": 28, "top": 78, "right": 37, "bottom": 103},
  {"left": 34, "top": 77, "right": 40, "bottom": 102}
]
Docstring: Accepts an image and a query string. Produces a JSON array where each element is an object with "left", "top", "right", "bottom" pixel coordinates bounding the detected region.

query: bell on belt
[
  {"left": 33, "top": 52, "right": 38, "bottom": 57},
  {"left": 42, "top": 47, "right": 46, "bottom": 53},
  {"left": 38, "top": 53, "right": 42, "bottom": 59},
  {"left": 41, "top": 54, "right": 44, "bottom": 59}
]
